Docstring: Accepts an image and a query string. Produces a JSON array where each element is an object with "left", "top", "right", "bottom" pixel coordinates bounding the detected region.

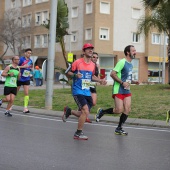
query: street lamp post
[{"left": 45, "top": 0, "right": 58, "bottom": 110}]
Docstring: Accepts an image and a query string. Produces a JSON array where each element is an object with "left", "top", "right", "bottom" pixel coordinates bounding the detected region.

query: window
[
  {"left": 27, "top": 14, "right": 31, "bottom": 25},
  {"left": 100, "top": 2, "right": 110, "bottom": 14},
  {"left": 35, "top": 12, "right": 41, "bottom": 25},
  {"left": 42, "top": 34, "right": 48, "bottom": 47},
  {"left": 100, "top": 57, "right": 113, "bottom": 68},
  {"left": 99, "top": 28, "right": 109, "bottom": 40},
  {"left": 11, "top": 0, "right": 16, "bottom": 8},
  {"left": 100, "top": 57, "right": 114, "bottom": 82},
  {"left": 72, "top": 7, "right": 78, "bottom": 18},
  {"left": 132, "top": 8, "right": 141, "bottom": 19},
  {"left": 86, "top": 2, "right": 92, "bottom": 14},
  {"left": 42, "top": 11, "right": 48, "bottom": 24},
  {"left": 148, "top": 63, "right": 162, "bottom": 82},
  {"left": 85, "top": 28, "right": 92, "bottom": 40},
  {"left": 131, "top": 59, "right": 139, "bottom": 80},
  {"left": 34, "top": 34, "right": 48, "bottom": 48},
  {"left": 22, "top": 16, "right": 27, "bottom": 27},
  {"left": 132, "top": 33, "right": 140, "bottom": 43},
  {"left": 71, "top": 31, "right": 77, "bottom": 42},
  {"left": 152, "top": 33, "right": 160, "bottom": 44},
  {"left": 35, "top": 0, "right": 48, "bottom": 3},
  {"left": 22, "top": 14, "right": 32, "bottom": 27},
  {"left": 22, "top": 36, "right": 31, "bottom": 49},
  {"left": 35, "top": 35, "right": 41, "bottom": 48},
  {"left": 23, "top": 0, "right": 32, "bottom": 7},
  {"left": 35, "top": 11, "right": 49, "bottom": 25}
]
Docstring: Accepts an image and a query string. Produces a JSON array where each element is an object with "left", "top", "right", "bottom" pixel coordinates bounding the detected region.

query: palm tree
[
  {"left": 138, "top": 0, "right": 170, "bottom": 83},
  {"left": 43, "top": 0, "right": 69, "bottom": 68},
  {"left": 142, "top": 0, "right": 170, "bottom": 8}
]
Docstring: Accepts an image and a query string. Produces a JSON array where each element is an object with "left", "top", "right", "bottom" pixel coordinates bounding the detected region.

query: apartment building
[
  {"left": 1, "top": 0, "right": 169, "bottom": 83},
  {"left": 0, "top": 0, "right": 5, "bottom": 70}
]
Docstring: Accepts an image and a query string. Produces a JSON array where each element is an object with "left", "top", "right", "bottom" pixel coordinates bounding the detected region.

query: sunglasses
[{"left": 92, "top": 56, "right": 98, "bottom": 59}]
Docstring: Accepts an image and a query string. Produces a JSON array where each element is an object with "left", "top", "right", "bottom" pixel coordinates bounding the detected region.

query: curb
[{"left": 1, "top": 104, "right": 169, "bottom": 129}]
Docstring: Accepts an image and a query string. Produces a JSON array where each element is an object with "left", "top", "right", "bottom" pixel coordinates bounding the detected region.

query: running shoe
[
  {"left": 95, "top": 108, "right": 104, "bottom": 122},
  {"left": 85, "top": 117, "right": 92, "bottom": 123},
  {"left": 7, "top": 112, "right": 12, "bottom": 117},
  {"left": 0, "top": 99, "right": 2, "bottom": 106},
  {"left": 4, "top": 111, "right": 12, "bottom": 117},
  {"left": 4, "top": 111, "right": 8, "bottom": 115},
  {"left": 73, "top": 131, "right": 88, "bottom": 140},
  {"left": 23, "top": 110, "right": 30, "bottom": 114},
  {"left": 62, "top": 106, "right": 71, "bottom": 122},
  {"left": 166, "top": 110, "right": 170, "bottom": 124},
  {"left": 115, "top": 127, "right": 128, "bottom": 136}
]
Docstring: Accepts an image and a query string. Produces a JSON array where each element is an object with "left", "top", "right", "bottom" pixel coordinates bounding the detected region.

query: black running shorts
[
  {"left": 90, "top": 87, "right": 97, "bottom": 93},
  {"left": 4, "top": 86, "right": 17, "bottom": 96},
  {"left": 73, "top": 95, "right": 93, "bottom": 111},
  {"left": 17, "top": 80, "right": 30, "bottom": 86}
]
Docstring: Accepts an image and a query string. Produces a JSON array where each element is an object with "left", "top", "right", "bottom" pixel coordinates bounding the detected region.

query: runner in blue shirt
[{"left": 17, "top": 48, "right": 33, "bottom": 113}]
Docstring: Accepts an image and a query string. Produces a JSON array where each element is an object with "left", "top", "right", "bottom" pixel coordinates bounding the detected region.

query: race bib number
[
  {"left": 124, "top": 80, "right": 131, "bottom": 90},
  {"left": 9, "top": 77, "right": 17, "bottom": 86},
  {"left": 82, "top": 79, "right": 91, "bottom": 89},
  {"left": 22, "top": 70, "right": 30, "bottom": 77},
  {"left": 125, "top": 71, "right": 132, "bottom": 90}
]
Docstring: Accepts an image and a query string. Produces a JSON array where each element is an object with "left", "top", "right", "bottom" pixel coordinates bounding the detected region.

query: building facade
[
  {"left": 0, "top": 0, "right": 169, "bottom": 83},
  {"left": 0, "top": 0, "right": 5, "bottom": 69}
]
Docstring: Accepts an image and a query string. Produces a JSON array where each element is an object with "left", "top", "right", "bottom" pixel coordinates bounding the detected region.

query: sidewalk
[{"left": 1, "top": 82, "right": 170, "bottom": 128}]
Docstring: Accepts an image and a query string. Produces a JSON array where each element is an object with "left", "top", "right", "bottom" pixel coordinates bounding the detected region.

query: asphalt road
[{"left": 0, "top": 110, "right": 170, "bottom": 170}]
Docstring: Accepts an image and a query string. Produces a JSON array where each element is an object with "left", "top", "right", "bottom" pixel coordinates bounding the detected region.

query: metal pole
[
  {"left": 69, "top": 0, "right": 72, "bottom": 53},
  {"left": 162, "top": 32, "right": 166, "bottom": 84},
  {"left": 45, "top": 0, "right": 58, "bottom": 109}
]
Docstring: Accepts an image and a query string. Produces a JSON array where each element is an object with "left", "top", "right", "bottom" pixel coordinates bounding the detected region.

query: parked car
[{"left": 0, "top": 70, "right": 6, "bottom": 83}]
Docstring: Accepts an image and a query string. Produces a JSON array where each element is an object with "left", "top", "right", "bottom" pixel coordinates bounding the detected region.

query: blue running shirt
[
  {"left": 71, "top": 58, "right": 95, "bottom": 96},
  {"left": 19, "top": 57, "right": 33, "bottom": 82}
]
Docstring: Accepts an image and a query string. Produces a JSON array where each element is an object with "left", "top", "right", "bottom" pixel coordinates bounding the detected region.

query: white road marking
[{"left": 1, "top": 111, "right": 169, "bottom": 133}]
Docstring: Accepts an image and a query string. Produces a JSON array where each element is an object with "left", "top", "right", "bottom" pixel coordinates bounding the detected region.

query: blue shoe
[{"left": 95, "top": 108, "right": 103, "bottom": 122}]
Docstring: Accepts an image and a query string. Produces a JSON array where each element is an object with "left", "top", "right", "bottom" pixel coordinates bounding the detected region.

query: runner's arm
[
  {"left": 92, "top": 75, "right": 107, "bottom": 85},
  {"left": 17, "top": 68, "right": 21, "bottom": 80},
  {"left": 1, "top": 66, "right": 10, "bottom": 77},
  {"left": 132, "top": 80, "right": 140, "bottom": 85},
  {"left": 19, "top": 65, "right": 30, "bottom": 69},
  {"left": 110, "top": 70, "right": 130, "bottom": 88},
  {"left": 110, "top": 70, "right": 123, "bottom": 84}
]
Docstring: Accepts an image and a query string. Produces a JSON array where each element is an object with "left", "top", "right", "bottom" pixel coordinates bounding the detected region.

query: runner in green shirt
[
  {"left": 0, "top": 56, "right": 20, "bottom": 116},
  {"left": 95, "top": 45, "right": 140, "bottom": 135}
]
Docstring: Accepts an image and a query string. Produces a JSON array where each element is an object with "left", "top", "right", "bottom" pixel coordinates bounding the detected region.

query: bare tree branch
[{"left": 0, "top": 8, "right": 33, "bottom": 62}]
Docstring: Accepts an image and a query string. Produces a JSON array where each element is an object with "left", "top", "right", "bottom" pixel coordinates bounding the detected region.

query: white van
[{"left": 0, "top": 70, "right": 6, "bottom": 83}]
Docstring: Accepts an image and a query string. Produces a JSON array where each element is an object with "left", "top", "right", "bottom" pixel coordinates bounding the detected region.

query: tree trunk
[
  {"left": 60, "top": 37, "right": 68, "bottom": 68},
  {"left": 167, "top": 31, "right": 170, "bottom": 84}
]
